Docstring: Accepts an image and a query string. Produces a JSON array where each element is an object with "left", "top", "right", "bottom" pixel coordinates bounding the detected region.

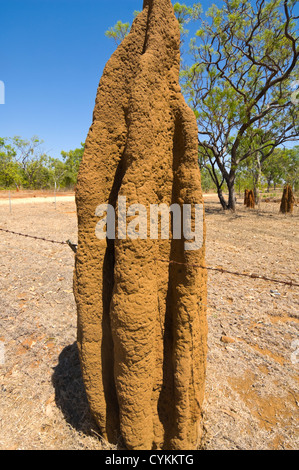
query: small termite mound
[
  {"left": 280, "top": 184, "right": 295, "bottom": 214},
  {"left": 244, "top": 189, "right": 249, "bottom": 206},
  {"left": 245, "top": 190, "right": 255, "bottom": 209}
]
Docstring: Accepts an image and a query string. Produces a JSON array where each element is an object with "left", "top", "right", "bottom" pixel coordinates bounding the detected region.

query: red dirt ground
[{"left": 0, "top": 193, "right": 298, "bottom": 450}]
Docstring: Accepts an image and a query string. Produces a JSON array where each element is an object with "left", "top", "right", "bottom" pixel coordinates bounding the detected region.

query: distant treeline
[
  {"left": 200, "top": 145, "right": 299, "bottom": 195},
  {"left": 0, "top": 136, "right": 84, "bottom": 190},
  {"left": 0, "top": 136, "right": 298, "bottom": 196}
]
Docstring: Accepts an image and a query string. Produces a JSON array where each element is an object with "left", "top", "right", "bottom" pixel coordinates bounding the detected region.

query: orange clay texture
[
  {"left": 280, "top": 184, "right": 295, "bottom": 214},
  {"left": 74, "top": 0, "right": 207, "bottom": 450},
  {"left": 244, "top": 189, "right": 249, "bottom": 206},
  {"left": 247, "top": 190, "right": 255, "bottom": 209}
]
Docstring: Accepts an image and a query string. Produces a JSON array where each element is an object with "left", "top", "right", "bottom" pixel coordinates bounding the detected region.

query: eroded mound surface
[{"left": 74, "top": 0, "right": 207, "bottom": 450}]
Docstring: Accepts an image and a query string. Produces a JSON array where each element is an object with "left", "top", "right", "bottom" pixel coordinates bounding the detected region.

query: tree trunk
[
  {"left": 253, "top": 154, "right": 262, "bottom": 206},
  {"left": 218, "top": 187, "right": 228, "bottom": 210},
  {"left": 225, "top": 171, "right": 237, "bottom": 211},
  {"left": 215, "top": 174, "right": 236, "bottom": 211},
  {"left": 227, "top": 182, "right": 236, "bottom": 211}
]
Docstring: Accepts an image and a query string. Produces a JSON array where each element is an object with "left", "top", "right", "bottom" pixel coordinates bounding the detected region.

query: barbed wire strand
[
  {"left": 0, "top": 227, "right": 67, "bottom": 245},
  {"left": 1, "top": 227, "right": 298, "bottom": 288},
  {"left": 153, "top": 258, "right": 299, "bottom": 287}
]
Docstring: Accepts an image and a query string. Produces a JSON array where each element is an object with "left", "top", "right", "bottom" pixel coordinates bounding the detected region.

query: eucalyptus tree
[
  {"left": 182, "top": 0, "right": 299, "bottom": 210},
  {"left": 0, "top": 138, "right": 21, "bottom": 188},
  {"left": 105, "top": 1, "right": 298, "bottom": 211}
]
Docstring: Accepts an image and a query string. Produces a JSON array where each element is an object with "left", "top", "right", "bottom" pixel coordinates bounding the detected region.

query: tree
[
  {"left": 261, "top": 146, "right": 299, "bottom": 192},
  {"left": 261, "top": 148, "right": 286, "bottom": 191},
  {"left": 173, "top": 2, "right": 202, "bottom": 43},
  {"left": 0, "top": 138, "right": 22, "bottom": 188},
  {"left": 105, "top": 1, "right": 299, "bottom": 210},
  {"left": 105, "top": 3, "right": 202, "bottom": 47},
  {"left": 23, "top": 154, "right": 50, "bottom": 189},
  {"left": 0, "top": 137, "right": 86, "bottom": 190},
  {"left": 61, "top": 143, "right": 84, "bottom": 187},
  {"left": 282, "top": 145, "right": 299, "bottom": 190},
  {"left": 198, "top": 149, "right": 228, "bottom": 208},
  {"left": 7, "top": 136, "right": 49, "bottom": 188},
  {"left": 182, "top": 0, "right": 299, "bottom": 211},
  {"left": 46, "top": 157, "right": 66, "bottom": 190}
]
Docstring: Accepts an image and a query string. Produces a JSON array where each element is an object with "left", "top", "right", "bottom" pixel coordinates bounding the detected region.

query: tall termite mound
[
  {"left": 74, "top": 0, "right": 207, "bottom": 450},
  {"left": 280, "top": 184, "right": 295, "bottom": 214}
]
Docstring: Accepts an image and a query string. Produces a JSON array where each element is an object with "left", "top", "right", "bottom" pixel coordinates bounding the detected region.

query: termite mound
[
  {"left": 74, "top": 0, "right": 207, "bottom": 450},
  {"left": 246, "top": 190, "right": 255, "bottom": 209},
  {"left": 244, "top": 189, "right": 249, "bottom": 206},
  {"left": 280, "top": 184, "right": 295, "bottom": 214}
]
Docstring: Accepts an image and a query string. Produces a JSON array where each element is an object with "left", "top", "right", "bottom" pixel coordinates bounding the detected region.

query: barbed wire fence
[
  {"left": 1, "top": 227, "right": 298, "bottom": 288},
  {"left": 0, "top": 225, "right": 298, "bottom": 384}
]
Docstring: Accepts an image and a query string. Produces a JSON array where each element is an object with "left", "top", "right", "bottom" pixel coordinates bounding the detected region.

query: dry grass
[{"left": 0, "top": 193, "right": 298, "bottom": 450}]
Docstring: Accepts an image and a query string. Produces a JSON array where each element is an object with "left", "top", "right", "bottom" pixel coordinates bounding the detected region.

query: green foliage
[
  {"left": 2, "top": 1, "right": 297, "bottom": 206},
  {"left": 0, "top": 137, "right": 84, "bottom": 190},
  {"left": 0, "top": 139, "right": 20, "bottom": 188},
  {"left": 200, "top": 165, "right": 226, "bottom": 193},
  {"left": 105, "top": 20, "right": 131, "bottom": 46},
  {"left": 262, "top": 146, "right": 299, "bottom": 190},
  {"left": 60, "top": 144, "right": 84, "bottom": 187},
  {"left": 173, "top": 2, "right": 202, "bottom": 37},
  {"left": 104, "top": 3, "right": 202, "bottom": 47},
  {"left": 235, "top": 145, "right": 299, "bottom": 193},
  {"left": 9, "top": 136, "right": 47, "bottom": 188},
  {"left": 46, "top": 157, "right": 67, "bottom": 189},
  {"left": 104, "top": 1, "right": 298, "bottom": 210}
]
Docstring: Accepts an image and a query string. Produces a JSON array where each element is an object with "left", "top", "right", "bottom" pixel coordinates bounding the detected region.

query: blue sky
[
  {"left": 1, "top": 0, "right": 147, "bottom": 158},
  {"left": 0, "top": 0, "right": 217, "bottom": 159},
  {"left": 0, "top": 1, "right": 297, "bottom": 158}
]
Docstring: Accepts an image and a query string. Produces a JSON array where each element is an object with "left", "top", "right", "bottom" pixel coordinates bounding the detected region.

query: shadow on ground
[{"left": 52, "top": 342, "right": 98, "bottom": 436}]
